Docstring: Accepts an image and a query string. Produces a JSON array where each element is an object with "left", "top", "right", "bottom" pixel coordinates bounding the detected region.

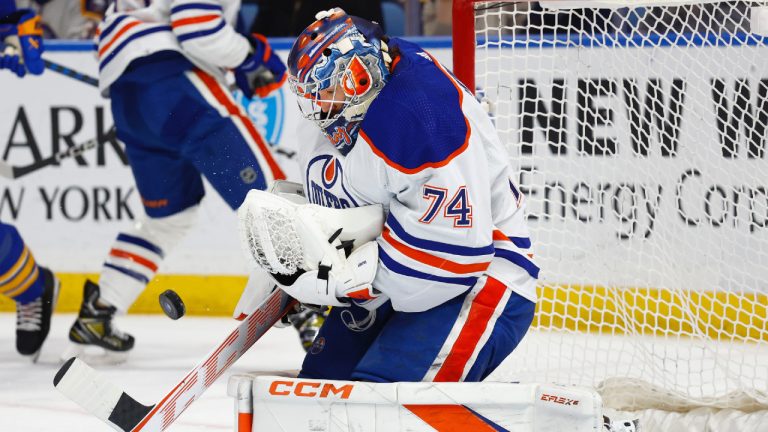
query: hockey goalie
[{"left": 234, "top": 7, "right": 637, "bottom": 432}]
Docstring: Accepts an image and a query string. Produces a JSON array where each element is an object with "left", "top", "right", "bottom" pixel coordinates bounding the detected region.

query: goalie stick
[
  {"left": 54, "top": 288, "right": 297, "bottom": 432},
  {"left": 0, "top": 126, "right": 117, "bottom": 179}
]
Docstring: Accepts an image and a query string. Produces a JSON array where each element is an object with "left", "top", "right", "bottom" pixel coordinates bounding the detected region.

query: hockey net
[{"left": 452, "top": 0, "right": 768, "bottom": 416}]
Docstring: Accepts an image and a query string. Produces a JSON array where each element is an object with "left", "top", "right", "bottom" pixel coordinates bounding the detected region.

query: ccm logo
[
  {"left": 269, "top": 380, "right": 353, "bottom": 399},
  {"left": 540, "top": 394, "right": 580, "bottom": 406}
]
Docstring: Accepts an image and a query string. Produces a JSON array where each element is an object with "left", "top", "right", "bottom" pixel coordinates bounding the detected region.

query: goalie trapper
[{"left": 237, "top": 188, "right": 387, "bottom": 309}]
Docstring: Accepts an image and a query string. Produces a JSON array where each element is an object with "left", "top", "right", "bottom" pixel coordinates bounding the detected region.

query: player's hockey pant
[
  {"left": 99, "top": 51, "right": 285, "bottom": 311},
  {"left": 109, "top": 50, "right": 284, "bottom": 218},
  {"left": 0, "top": 222, "right": 44, "bottom": 304},
  {"left": 299, "top": 275, "right": 535, "bottom": 382}
]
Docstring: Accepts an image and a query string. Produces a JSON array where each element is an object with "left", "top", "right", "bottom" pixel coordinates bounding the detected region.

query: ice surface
[{"left": 0, "top": 313, "right": 306, "bottom": 432}]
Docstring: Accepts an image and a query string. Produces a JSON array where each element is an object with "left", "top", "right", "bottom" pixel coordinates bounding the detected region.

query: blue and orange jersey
[
  {"left": 301, "top": 38, "right": 538, "bottom": 312},
  {"left": 96, "top": 0, "right": 250, "bottom": 94}
]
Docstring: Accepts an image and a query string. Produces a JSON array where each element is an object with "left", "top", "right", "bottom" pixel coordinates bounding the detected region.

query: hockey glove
[
  {"left": 270, "top": 242, "right": 384, "bottom": 309},
  {"left": 0, "top": 45, "right": 25, "bottom": 77},
  {"left": 0, "top": 9, "right": 44, "bottom": 76},
  {"left": 234, "top": 33, "right": 286, "bottom": 99}
]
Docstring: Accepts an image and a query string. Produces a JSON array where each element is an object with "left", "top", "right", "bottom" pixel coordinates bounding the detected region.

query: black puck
[{"left": 159, "top": 289, "right": 185, "bottom": 320}]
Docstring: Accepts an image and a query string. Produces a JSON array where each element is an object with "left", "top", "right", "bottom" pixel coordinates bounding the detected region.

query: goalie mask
[{"left": 287, "top": 8, "right": 391, "bottom": 156}]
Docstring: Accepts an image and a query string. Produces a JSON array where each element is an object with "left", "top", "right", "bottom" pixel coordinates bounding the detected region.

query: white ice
[{"left": 0, "top": 313, "right": 307, "bottom": 432}]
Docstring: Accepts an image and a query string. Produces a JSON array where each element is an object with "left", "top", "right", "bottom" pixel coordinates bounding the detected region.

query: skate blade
[{"left": 61, "top": 344, "right": 130, "bottom": 366}]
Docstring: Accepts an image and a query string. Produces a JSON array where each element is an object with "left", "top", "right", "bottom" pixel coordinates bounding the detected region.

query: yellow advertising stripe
[
  {"left": 0, "top": 275, "right": 765, "bottom": 344},
  {"left": 535, "top": 284, "right": 768, "bottom": 343},
  {"left": 0, "top": 273, "right": 246, "bottom": 316}
]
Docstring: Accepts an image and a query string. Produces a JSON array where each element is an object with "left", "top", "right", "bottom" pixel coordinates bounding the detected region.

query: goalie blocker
[{"left": 227, "top": 373, "right": 604, "bottom": 432}]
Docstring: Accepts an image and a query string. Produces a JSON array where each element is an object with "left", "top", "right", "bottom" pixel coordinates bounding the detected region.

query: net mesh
[
  {"left": 239, "top": 205, "right": 304, "bottom": 275},
  {"left": 467, "top": 1, "right": 768, "bottom": 410}
]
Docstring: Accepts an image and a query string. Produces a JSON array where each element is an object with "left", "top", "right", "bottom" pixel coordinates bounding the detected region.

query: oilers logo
[
  {"left": 306, "top": 154, "right": 359, "bottom": 209},
  {"left": 327, "top": 125, "right": 352, "bottom": 148},
  {"left": 233, "top": 88, "right": 285, "bottom": 145}
]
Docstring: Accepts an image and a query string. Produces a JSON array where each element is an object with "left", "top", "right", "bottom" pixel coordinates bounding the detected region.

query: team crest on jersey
[
  {"left": 327, "top": 125, "right": 353, "bottom": 148},
  {"left": 306, "top": 154, "right": 358, "bottom": 209},
  {"left": 234, "top": 87, "right": 285, "bottom": 145},
  {"left": 323, "top": 157, "right": 338, "bottom": 187}
]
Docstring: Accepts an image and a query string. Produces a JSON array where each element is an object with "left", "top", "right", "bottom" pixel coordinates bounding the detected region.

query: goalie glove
[{"left": 270, "top": 241, "right": 383, "bottom": 309}]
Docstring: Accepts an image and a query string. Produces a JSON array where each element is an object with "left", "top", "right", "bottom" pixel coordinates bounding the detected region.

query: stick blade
[{"left": 54, "top": 357, "right": 153, "bottom": 432}]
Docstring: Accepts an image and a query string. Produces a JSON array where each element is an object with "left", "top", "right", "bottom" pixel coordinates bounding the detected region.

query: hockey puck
[{"left": 159, "top": 289, "right": 186, "bottom": 320}]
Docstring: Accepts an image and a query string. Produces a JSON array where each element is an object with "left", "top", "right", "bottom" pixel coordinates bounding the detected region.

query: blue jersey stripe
[
  {"left": 116, "top": 233, "right": 164, "bottom": 257},
  {"left": 104, "top": 263, "right": 150, "bottom": 284},
  {"left": 99, "top": 15, "right": 130, "bottom": 42},
  {"left": 494, "top": 248, "right": 539, "bottom": 279},
  {"left": 176, "top": 20, "right": 225, "bottom": 43},
  {"left": 100, "top": 25, "right": 172, "bottom": 70},
  {"left": 387, "top": 215, "right": 495, "bottom": 257},
  {"left": 380, "top": 248, "right": 479, "bottom": 287},
  {"left": 170, "top": 3, "right": 222, "bottom": 15},
  {"left": 505, "top": 236, "right": 531, "bottom": 249}
]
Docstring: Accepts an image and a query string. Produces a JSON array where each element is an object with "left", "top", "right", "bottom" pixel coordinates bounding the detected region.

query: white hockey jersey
[
  {"left": 299, "top": 39, "right": 539, "bottom": 313},
  {"left": 96, "top": 0, "right": 249, "bottom": 93}
]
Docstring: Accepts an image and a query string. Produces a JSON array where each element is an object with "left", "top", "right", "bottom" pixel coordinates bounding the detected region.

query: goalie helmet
[{"left": 287, "top": 8, "right": 391, "bottom": 155}]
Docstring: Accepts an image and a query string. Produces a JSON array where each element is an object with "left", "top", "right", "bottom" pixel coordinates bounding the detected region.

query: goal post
[{"left": 451, "top": 0, "right": 768, "bottom": 419}]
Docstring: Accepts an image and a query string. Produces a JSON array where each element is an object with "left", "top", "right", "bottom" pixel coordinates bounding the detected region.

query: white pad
[{"left": 228, "top": 374, "right": 603, "bottom": 432}]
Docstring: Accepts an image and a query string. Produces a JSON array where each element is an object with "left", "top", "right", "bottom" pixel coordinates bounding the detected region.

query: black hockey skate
[
  {"left": 66, "top": 280, "right": 134, "bottom": 364},
  {"left": 290, "top": 307, "right": 327, "bottom": 352},
  {"left": 16, "top": 266, "right": 60, "bottom": 362}
]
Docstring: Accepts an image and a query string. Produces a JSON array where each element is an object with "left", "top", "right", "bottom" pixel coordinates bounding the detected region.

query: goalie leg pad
[
  {"left": 228, "top": 374, "right": 603, "bottom": 432},
  {"left": 99, "top": 205, "right": 199, "bottom": 312}
]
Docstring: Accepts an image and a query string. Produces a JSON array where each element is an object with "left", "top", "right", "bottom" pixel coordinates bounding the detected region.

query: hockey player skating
[
  {"left": 64, "top": 0, "right": 309, "bottom": 361},
  {"left": 1, "top": 0, "right": 59, "bottom": 362},
  {"left": 272, "top": 8, "right": 539, "bottom": 383},
  {"left": 0, "top": 223, "right": 59, "bottom": 361}
]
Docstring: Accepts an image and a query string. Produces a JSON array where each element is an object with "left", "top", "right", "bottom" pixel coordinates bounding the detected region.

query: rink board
[{"left": 0, "top": 38, "right": 766, "bottom": 343}]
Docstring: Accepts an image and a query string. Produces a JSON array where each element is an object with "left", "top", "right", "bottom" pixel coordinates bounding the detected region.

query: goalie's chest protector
[{"left": 301, "top": 134, "right": 360, "bottom": 210}]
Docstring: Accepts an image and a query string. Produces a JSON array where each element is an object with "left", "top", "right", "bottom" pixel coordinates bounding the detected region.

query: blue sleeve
[
  {"left": 0, "top": 0, "right": 17, "bottom": 39},
  {"left": 359, "top": 65, "right": 468, "bottom": 174},
  {"left": 0, "top": 0, "right": 16, "bottom": 20}
]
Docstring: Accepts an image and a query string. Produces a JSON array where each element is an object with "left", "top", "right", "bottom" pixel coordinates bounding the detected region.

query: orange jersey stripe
[
  {"left": 433, "top": 276, "right": 507, "bottom": 382},
  {"left": 109, "top": 249, "right": 159, "bottom": 272},
  {"left": 404, "top": 404, "right": 498, "bottom": 432},
  {"left": 492, "top": 230, "right": 508, "bottom": 242},
  {"left": 383, "top": 227, "right": 490, "bottom": 275},
  {"left": 171, "top": 14, "right": 220, "bottom": 29},
  {"left": 192, "top": 69, "right": 286, "bottom": 180},
  {"left": 99, "top": 21, "right": 141, "bottom": 57}
]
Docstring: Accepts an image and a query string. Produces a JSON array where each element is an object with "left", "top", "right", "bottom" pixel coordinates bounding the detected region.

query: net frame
[{"left": 452, "top": 0, "right": 768, "bottom": 412}]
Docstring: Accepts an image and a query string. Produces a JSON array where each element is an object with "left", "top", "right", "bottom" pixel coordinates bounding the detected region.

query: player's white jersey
[
  {"left": 96, "top": 0, "right": 249, "bottom": 94},
  {"left": 301, "top": 39, "right": 538, "bottom": 313}
]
